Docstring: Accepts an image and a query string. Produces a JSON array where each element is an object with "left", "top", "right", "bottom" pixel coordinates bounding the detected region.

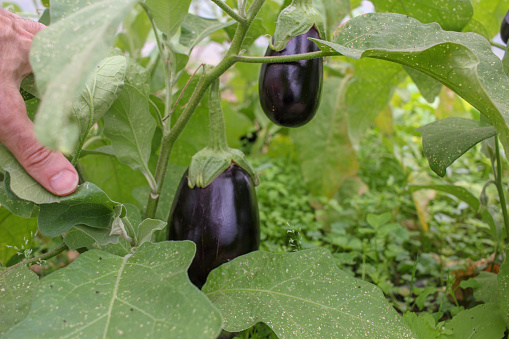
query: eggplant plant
[{"left": 1, "top": 0, "right": 509, "bottom": 338}]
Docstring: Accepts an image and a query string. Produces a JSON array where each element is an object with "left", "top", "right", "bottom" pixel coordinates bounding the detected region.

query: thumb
[{"left": 0, "top": 87, "right": 79, "bottom": 196}]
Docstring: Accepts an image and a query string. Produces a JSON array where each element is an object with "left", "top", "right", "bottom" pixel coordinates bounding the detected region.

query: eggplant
[
  {"left": 167, "top": 165, "right": 260, "bottom": 288},
  {"left": 501, "top": 10, "right": 509, "bottom": 44},
  {"left": 258, "top": 26, "right": 323, "bottom": 127}
]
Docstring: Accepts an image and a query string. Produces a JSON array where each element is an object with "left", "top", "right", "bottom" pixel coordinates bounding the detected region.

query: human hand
[{"left": 0, "top": 8, "right": 78, "bottom": 196}]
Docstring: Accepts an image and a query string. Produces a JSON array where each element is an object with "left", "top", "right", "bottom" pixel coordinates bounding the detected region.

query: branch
[
  {"left": 234, "top": 50, "right": 338, "bottom": 63},
  {"left": 491, "top": 41, "right": 506, "bottom": 51},
  {"left": 0, "top": 242, "right": 68, "bottom": 278},
  {"left": 211, "top": 0, "right": 246, "bottom": 23}
]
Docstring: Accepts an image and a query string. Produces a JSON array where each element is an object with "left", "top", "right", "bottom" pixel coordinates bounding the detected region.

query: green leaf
[
  {"left": 0, "top": 182, "right": 36, "bottom": 218},
  {"left": 0, "top": 144, "right": 60, "bottom": 204},
  {"left": 314, "top": 0, "right": 349, "bottom": 34},
  {"left": 64, "top": 225, "right": 121, "bottom": 251},
  {"left": 4, "top": 242, "right": 223, "bottom": 338},
  {"left": 503, "top": 48, "right": 509, "bottom": 77},
  {"left": 442, "top": 303, "right": 506, "bottom": 339},
  {"left": 367, "top": 212, "right": 391, "bottom": 229},
  {"left": 50, "top": 0, "right": 103, "bottom": 23},
  {"left": 472, "top": 271, "right": 499, "bottom": 304},
  {"left": 311, "top": 13, "right": 509, "bottom": 159},
  {"left": 290, "top": 77, "right": 359, "bottom": 198},
  {"left": 145, "top": 0, "right": 192, "bottom": 38},
  {"left": 465, "top": 0, "right": 509, "bottom": 39},
  {"left": 86, "top": 204, "right": 143, "bottom": 256},
  {"left": 404, "top": 67, "right": 442, "bottom": 103},
  {"left": 371, "top": 0, "right": 473, "bottom": 31},
  {"left": 344, "top": 58, "right": 407, "bottom": 146},
  {"left": 223, "top": 103, "right": 252, "bottom": 149},
  {"left": 103, "top": 84, "right": 157, "bottom": 189},
  {"left": 72, "top": 55, "right": 127, "bottom": 156},
  {"left": 499, "top": 259, "right": 509, "bottom": 326},
  {"left": 0, "top": 208, "right": 37, "bottom": 266},
  {"left": 115, "top": 8, "right": 152, "bottom": 57},
  {"left": 79, "top": 151, "right": 147, "bottom": 207},
  {"left": 407, "top": 184, "right": 498, "bottom": 239},
  {"left": 402, "top": 312, "right": 440, "bottom": 339},
  {"left": 180, "top": 14, "right": 235, "bottom": 50},
  {"left": 204, "top": 248, "right": 414, "bottom": 338},
  {"left": 37, "top": 182, "right": 125, "bottom": 238},
  {"left": 136, "top": 219, "right": 166, "bottom": 247},
  {"left": 416, "top": 117, "right": 497, "bottom": 177},
  {"left": 30, "top": 0, "right": 139, "bottom": 152},
  {"left": 0, "top": 266, "right": 39, "bottom": 336}
]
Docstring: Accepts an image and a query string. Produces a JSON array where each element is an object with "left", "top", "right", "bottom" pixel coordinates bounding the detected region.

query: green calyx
[
  {"left": 187, "top": 78, "right": 259, "bottom": 189},
  {"left": 271, "top": 0, "right": 326, "bottom": 51}
]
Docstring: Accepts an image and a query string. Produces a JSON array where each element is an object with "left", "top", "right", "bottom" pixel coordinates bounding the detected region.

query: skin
[{"left": 0, "top": 8, "right": 78, "bottom": 196}]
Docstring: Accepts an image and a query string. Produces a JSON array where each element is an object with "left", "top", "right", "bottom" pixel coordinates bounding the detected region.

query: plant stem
[
  {"left": 208, "top": 78, "right": 229, "bottom": 150},
  {"left": 491, "top": 41, "right": 507, "bottom": 51},
  {"left": 211, "top": 0, "right": 246, "bottom": 23},
  {"left": 494, "top": 136, "right": 509, "bottom": 240},
  {"left": 144, "top": 1, "right": 266, "bottom": 219},
  {"left": 0, "top": 243, "right": 68, "bottom": 278},
  {"left": 234, "top": 50, "right": 337, "bottom": 63}
]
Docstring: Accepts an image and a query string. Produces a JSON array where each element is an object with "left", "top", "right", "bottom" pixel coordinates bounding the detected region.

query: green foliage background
[{"left": 1, "top": 0, "right": 509, "bottom": 338}]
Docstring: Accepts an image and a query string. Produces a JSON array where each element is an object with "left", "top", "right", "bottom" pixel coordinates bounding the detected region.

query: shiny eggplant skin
[
  {"left": 501, "top": 10, "right": 509, "bottom": 44},
  {"left": 167, "top": 165, "right": 260, "bottom": 288},
  {"left": 258, "top": 27, "right": 323, "bottom": 127}
]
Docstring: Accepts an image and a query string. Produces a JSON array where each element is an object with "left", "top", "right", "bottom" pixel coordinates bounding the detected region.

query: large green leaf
[
  {"left": 30, "top": 0, "right": 139, "bottom": 153},
  {"left": 103, "top": 84, "right": 157, "bottom": 188},
  {"left": 4, "top": 242, "right": 223, "bottom": 338},
  {"left": 145, "top": 0, "right": 192, "bottom": 38},
  {"left": 312, "top": 13, "right": 509, "bottom": 159},
  {"left": 204, "top": 248, "right": 414, "bottom": 338},
  {"left": 472, "top": 271, "right": 499, "bottom": 304},
  {"left": 314, "top": 0, "right": 349, "bottom": 34},
  {"left": 78, "top": 152, "right": 147, "bottom": 206},
  {"left": 442, "top": 303, "right": 506, "bottom": 339},
  {"left": 344, "top": 58, "right": 407, "bottom": 146},
  {"left": 499, "top": 259, "right": 509, "bottom": 326},
  {"left": 371, "top": 0, "right": 473, "bottom": 31},
  {"left": 0, "top": 144, "right": 59, "bottom": 204},
  {"left": 0, "top": 182, "right": 36, "bottom": 218},
  {"left": 64, "top": 225, "right": 121, "bottom": 250},
  {"left": 72, "top": 55, "right": 127, "bottom": 156},
  {"left": 180, "top": 14, "right": 235, "bottom": 50},
  {"left": 416, "top": 117, "right": 496, "bottom": 177},
  {"left": 402, "top": 312, "right": 440, "bottom": 339},
  {"left": 37, "top": 182, "right": 125, "bottom": 238},
  {"left": 0, "top": 208, "right": 37, "bottom": 266},
  {"left": 404, "top": 67, "right": 442, "bottom": 103},
  {"left": 65, "top": 204, "right": 142, "bottom": 254},
  {"left": 0, "top": 266, "right": 39, "bottom": 335},
  {"left": 290, "top": 77, "right": 359, "bottom": 198},
  {"left": 465, "top": 0, "right": 509, "bottom": 39},
  {"left": 50, "top": 0, "right": 104, "bottom": 23}
]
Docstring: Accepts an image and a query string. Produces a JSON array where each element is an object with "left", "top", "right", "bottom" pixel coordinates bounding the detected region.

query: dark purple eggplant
[
  {"left": 501, "top": 10, "right": 509, "bottom": 44},
  {"left": 167, "top": 165, "right": 260, "bottom": 288},
  {"left": 258, "top": 26, "right": 323, "bottom": 127}
]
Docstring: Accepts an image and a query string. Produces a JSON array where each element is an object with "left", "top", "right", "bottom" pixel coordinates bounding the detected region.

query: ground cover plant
[{"left": 2, "top": 0, "right": 509, "bottom": 338}]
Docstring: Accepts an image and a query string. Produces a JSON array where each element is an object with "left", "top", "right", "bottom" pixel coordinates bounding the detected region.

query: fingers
[
  {"left": 0, "top": 86, "right": 79, "bottom": 196},
  {"left": 0, "top": 10, "right": 77, "bottom": 196},
  {"left": 0, "top": 8, "right": 45, "bottom": 35},
  {"left": 0, "top": 8, "right": 45, "bottom": 81}
]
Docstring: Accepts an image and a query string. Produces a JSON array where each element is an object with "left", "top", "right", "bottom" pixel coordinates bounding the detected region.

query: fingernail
[{"left": 50, "top": 169, "right": 79, "bottom": 195}]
